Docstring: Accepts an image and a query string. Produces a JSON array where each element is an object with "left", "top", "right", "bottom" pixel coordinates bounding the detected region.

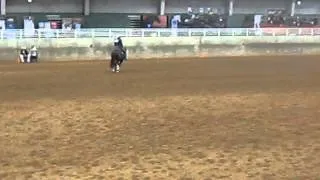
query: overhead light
[
  {"left": 27, "top": 0, "right": 32, "bottom": 3},
  {"left": 296, "top": 0, "right": 302, "bottom": 5}
]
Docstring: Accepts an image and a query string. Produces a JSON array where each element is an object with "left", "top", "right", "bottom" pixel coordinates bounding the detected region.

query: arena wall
[
  {"left": 1, "top": 36, "right": 320, "bottom": 61},
  {"left": 6, "top": 0, "right": 320, "bottom": 14}
]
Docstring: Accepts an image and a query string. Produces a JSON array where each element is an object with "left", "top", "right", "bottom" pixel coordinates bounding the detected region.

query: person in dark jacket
[
  {"left": 114, "top": 36, "right": 127, "bottom": 60},
  {"left": 19, "top": 46, "right": 28, "bottom": 63},
  {"left": 117, "top": 37, "right": 124, "bottom": 49}
]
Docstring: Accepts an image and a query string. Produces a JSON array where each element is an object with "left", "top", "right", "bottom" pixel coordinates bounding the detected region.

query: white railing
[{"left": 1, "top": 28, "right": 320, "bottom": 39}]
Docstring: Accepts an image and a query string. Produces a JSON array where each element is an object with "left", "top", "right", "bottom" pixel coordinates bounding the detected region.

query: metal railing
[{"left": 1, "top": 28, "right": 320, "bottom": 39}]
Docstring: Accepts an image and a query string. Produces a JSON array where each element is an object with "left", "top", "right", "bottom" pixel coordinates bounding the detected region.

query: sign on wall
[{"left": 23, "top": 16, "right": 35, "bottom": 37}]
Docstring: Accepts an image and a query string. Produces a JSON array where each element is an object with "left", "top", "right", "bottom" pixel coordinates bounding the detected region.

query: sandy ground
[{"left": 0, "top": 56, "right": 320, "bottom": 180}]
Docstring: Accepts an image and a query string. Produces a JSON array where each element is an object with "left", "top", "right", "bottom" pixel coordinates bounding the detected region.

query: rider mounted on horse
[
  {"left": 110, "top": 37, "right": 127, "bottom": 72},
  {"left": 114, "top": 37, "right": 127, "bottom": 59}
]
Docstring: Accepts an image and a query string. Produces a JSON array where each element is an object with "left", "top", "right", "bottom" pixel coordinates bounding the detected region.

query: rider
[
  {"left": 28, "top": 45, "right": 38, "bottom": 63},
  {"left": 114, "top": 36, "right": 127, "bottom": 60}
]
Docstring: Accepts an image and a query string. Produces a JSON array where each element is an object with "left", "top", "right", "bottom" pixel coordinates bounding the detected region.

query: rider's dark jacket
[
  {"left": 118, "top": 38, "right": 124, "bottom": 49},
  {"left": 20, "top": 49, "right": 28, "bottom": 56},
  {"left": 113, "top": 38, "right": 126, "bottom": 60}
]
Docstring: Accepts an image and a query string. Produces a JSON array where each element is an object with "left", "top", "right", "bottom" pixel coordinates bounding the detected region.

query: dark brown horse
[{"left": 110, "top": 46, "right": 127, "bottom": 73}]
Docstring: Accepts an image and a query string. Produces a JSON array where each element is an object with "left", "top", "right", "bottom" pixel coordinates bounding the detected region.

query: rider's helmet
[{"left": 114, "top": 36, "right": 123, "bottom": 46}]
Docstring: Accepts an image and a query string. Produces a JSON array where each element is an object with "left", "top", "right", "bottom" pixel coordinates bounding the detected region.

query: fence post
[
  {"left": 74, "top": 30, "right": 77, "bottom": 38},
  {"left": 141, "top": 29, "right": 144, "bottom": 37},
  {"left": 311, "top": 28, "right": 314, "bottom": 36},
  {"left": 272, "top": 29, "right": 275, "bottom": 36},
  {"left": 286, "top": 28, "right": 289, "bottom": 36},
  {"left": 108, "top": 29, "right": 111, "bottom": 37},
  {"left": 188, "top": 29, "right": 191, "bottom": 36},
  {"left": 56, "top": 29, "right": 59, "bottom": 38},
  {"left": 19, "top": 29, "right": 22, "bottom": 39},
  {"left": 298, "top": 28, "right": 301, "bottom": 35},
  {"left": 218, "top": 29, "right": 220, "bottom": 36},
  {"left": 125, "top": 28, "right": 131, "bottom": 37},
  {"left": 0, "top": 30, "right": 3, "bottom": 40},
  {"left": 246, "top": 28, "right": 249, "bottom": 36},
  {"left": 91, "top": 29, "right": 95, "bottom": 38}
]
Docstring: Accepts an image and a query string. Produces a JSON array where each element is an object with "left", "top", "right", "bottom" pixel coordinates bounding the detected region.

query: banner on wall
[
  {"left": 46, "top": 15, "right": 62, "bottom": 29},
  {"left": 23, "top": 16, "right": 35, "bottom": 37},
  {"left": 6, "top": 17, "right": 16, "bottom": 29},
  {"left": 62, "top": 18, "right": 73, "bottom": 30},
  {"left": 38, "top": 22, "right": 51, "bottom": 29},
  {"left": 38, "top": 22, "right": 52, "bottom": 30},
  {"left": 61, "top": 17, "right": 83, "bottom": 30},
  {"left": 44, "top": 22, "right": 51, "bottom": 29},
  {"left": 142, "top": 15, "right": 168, "bottom": 28},
  {"left": 72, "top": 18, "right": 83, "bottom": 29}
]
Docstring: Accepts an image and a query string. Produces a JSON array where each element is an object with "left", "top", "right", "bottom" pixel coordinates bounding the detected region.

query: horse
[
  {"left": 17, "top": 46, "right": 39, "bottom": 64},
  {"left": 110, "top": 47, "right": 127, "bottom": 73}
]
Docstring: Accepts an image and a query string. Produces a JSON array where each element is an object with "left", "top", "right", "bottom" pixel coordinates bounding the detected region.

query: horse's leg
[
  {"left": 110, "top": 55, "right": 114, "bottom": 69},
  {"left": 116, "top": 60, "right": 120, "bottom": 72},
  {"left": 112, "top": 60, "right": 116, "bottom": 72},
  {"left": 116, "top": 64, "right": 120, "bottom": 72},
  {"left": 110, "top": 57, "right": 115, "bottom": 72},
  {"left": 27, "top": 54, "right": 31, "bottom": 63},
  {"left": 19, "top": 55, "right": 24, "bottom": 63}
]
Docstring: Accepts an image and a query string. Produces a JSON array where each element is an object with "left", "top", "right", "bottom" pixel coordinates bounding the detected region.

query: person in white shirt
[{"left": 28, "top": 45, "right": 38, "bottom": 63}]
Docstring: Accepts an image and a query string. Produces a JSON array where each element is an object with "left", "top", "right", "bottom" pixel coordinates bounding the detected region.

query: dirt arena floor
[{"left": 0, "top": 55, "right": 320, "bottom": 180}]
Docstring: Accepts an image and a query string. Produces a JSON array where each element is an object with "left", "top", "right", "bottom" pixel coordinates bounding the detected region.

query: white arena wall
[{"left": 1, "top": 28, "right": 320, "bottom": 61}]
